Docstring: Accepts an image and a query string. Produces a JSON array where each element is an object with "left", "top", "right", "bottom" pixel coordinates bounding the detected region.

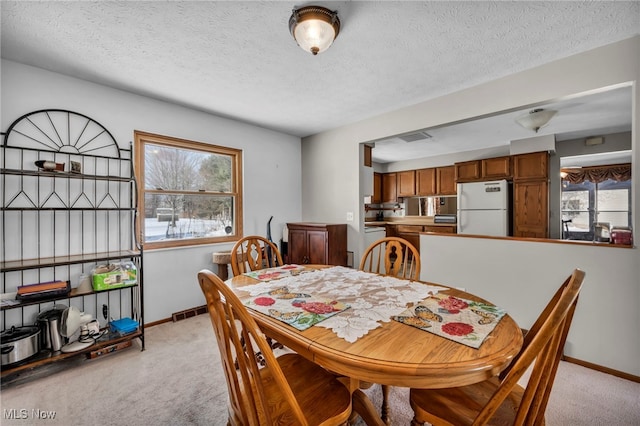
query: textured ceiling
[{"left": 1, "top": 1, "right": 639, "bottom": 162}]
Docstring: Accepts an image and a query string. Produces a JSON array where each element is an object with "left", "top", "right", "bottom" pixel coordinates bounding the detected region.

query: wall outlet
[{"left": 346, "top": 211, "right": 354, "bottom": 221}]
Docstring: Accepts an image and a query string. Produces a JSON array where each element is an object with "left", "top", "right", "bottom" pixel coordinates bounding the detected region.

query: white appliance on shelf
[{"left": 457, "top": 180, "right": 510, "bottom": 236}]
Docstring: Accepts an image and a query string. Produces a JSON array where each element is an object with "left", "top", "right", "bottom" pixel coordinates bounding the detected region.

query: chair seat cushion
[
  {"left": 410, "top": 376, "right": 530, "bottom": 426},
  {"left": 260, "top": 353, "right": 352, "bottom": 425}
]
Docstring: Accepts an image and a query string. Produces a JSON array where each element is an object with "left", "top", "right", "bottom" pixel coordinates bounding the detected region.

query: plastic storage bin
[{"left": 109, "top": 317, "right": 139, "bottom": 336}]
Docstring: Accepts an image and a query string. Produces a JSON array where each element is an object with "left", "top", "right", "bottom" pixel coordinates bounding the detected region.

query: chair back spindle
[
  {"left": 231, "top": 235, "right": 283, "bottom": 276},
  {"left": 360, "top": 236, "right": 420, "bottom": 280}
]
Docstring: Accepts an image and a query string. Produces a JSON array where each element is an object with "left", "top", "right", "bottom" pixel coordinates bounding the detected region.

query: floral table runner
[
  {"left": 236, "top": 266, "right": 440, "bottom": 343},
  {"left": 243, "top": 264, "right": 306, "bottom": 281},
  {"left": 243, "top": 286, "right": 350, "bottom": 331},
  {"left": 392, "top": 293, "right": 507, "bottom": 348}
]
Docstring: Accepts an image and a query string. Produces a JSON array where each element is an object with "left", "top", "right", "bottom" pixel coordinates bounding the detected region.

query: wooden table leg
[
  {"left": 352, "top": 389, "right": 386, "bottom": 426},
  {"left": 381, "top": 384, "right": 391, "bottom": 425}
]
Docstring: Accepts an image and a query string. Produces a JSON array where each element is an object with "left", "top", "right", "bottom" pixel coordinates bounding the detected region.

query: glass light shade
[
  {"left": 289, "top": 6, "right": 340, "bottom": 55},
  {"left": 515, "top": 109, "right": 557, "bottom": 132},
  {"left": 293, "top": 19, "right": 336, "bottom": 55}
]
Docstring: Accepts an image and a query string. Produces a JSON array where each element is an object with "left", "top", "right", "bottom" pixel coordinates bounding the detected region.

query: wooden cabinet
[
  {"left": 395, "top": 225, "right": 424, "bottom": 233},
  {"left": 424, "top": 225, "right": 456, "bottom": 234},
  {"left": 512, "top": 151, "right": 549, "bottom": 238},
  {"left": 455, "top": 160, "right": 481, "bottom": 182},
  {"left": 364, "top": 144, "right": 373, "bottom": 167},
  {"left": 401, "top": 166, "right": 455, "bottom": 196},
  {"left": 436, "top": 166, "right": 457, "bottom": 195},
  {"left": 456, "top": 156, "right": 511, "bottom": 182},
  {"left": 379, "top": 165, "right": 456, "bottom": 199},
  {"left": 385, "top": 224, "right": 397, "bottom": 238},
  {"left": 482, "top": 156, "right": 511, "bottom": 179},
  {"left": 416, "top": 168, "right": 437, "bottom": 196},
  {"left": 372, "top": 172, "right": 383, "bottom": 204},
  {"left": 382, "top": 173, "right": 397, "bottom": 202},
  {"left": 397, "top": 170, "right": 416, "bottom": 197},
  {"left": 395, "top": 225, "right": 423, "bottom": 253},
  {"left": 513, "top": 151, "right": 548, "bottom": 181},
  {"left": 514, "top": 180, "right": 549, "bottom": 238},
  {"left": 391, "top": 224, "right": 457, "bottom": 252},
  {"left": 287, "top": 223, "right": 347, "bottom": 266},
  {"left": 387, "top": 223, "right": 457, "bottom": 252}
]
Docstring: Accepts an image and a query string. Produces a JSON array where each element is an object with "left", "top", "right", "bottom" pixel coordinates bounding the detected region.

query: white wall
[
  {"left": 421, "top": 234, "right": 640, "bottom": 377},
  {"left": 301, "top": 36, "right": 640, "bottom": 376},
  {"left": 1, "top": 60, "right": 302, "bottom": 323}
]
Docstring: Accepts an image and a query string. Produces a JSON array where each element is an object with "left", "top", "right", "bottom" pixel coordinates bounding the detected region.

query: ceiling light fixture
[
  {"left": 515, "top": 108, "right": 557, "bottom": 133},
  {"left": 289, "top": 6, "right": 340, "bottom": 55}
]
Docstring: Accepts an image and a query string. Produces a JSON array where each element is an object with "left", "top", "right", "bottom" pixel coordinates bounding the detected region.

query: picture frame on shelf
[{"left": 70, "top": 160, "right": 82, "bottom": 173}]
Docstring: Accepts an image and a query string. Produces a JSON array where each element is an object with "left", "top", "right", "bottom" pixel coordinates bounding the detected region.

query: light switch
[{"left": 346, "top": 211, "right": 354, "bottom": 221}]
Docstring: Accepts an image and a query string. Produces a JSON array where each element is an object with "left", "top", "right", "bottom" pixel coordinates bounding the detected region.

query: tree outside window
[{"left": 134, "top": 131, "right": 242, "bottom": 249}]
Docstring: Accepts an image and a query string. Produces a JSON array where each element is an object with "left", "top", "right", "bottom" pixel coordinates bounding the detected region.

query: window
[
  {"left": 561, "top": 166, "right": 631, "bottom": 241},
  {"left": 134, "top": 131, "right": 243, "bottom": 249}
]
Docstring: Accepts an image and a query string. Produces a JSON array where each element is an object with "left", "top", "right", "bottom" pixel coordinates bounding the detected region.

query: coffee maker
[{"left": 36, "top": 305, "right": 67, "bottom": 352}]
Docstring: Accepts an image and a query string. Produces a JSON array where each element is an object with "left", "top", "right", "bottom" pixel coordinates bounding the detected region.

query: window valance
[{"left": 561, "top": 163, "right": 631, "bottom": 184}]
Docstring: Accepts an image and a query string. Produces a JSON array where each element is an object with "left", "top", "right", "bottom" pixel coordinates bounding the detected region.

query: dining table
[{"left": 226, "top": 265, "right": 523, "bottom": 425}]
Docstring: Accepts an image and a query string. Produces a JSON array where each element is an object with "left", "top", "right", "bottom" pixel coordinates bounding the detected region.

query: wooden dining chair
[
  {"left": 358, "top": 236, "right": 421, "bottom": 423},
  {"left": 198, "top": 269, "right": 352, "bottom": 426},
  {"left": 230, "top": 235, "right": 283, "bottom": 276},
  {"left": 359, "top": 236, "right": 421, "bottom": 280},
  {"left": 409, "top": 268, "right": 586, "bottom": 426}
]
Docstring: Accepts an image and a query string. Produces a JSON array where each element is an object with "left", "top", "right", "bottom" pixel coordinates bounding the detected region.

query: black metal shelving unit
[{"left": 1, "top": 109, "right": 144, "bottom": 378}]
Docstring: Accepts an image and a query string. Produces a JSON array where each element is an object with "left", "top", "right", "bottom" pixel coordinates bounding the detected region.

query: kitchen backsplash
[{"left": 366, "top": 196, "right": 457, "bottom": 220}]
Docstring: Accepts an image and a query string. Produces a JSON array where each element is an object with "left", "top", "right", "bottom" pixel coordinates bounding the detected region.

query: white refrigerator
[{"left": 457, "top": 180, "right": 510, "bottom": 236}]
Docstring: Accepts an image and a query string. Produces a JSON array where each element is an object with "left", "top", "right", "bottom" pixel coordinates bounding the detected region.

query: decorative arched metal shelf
[
  {"left": 1, "top": 108, "right": 144, "bottom": 376},
  {"left": 3, "top": 109, "right": 120, "bottom": 158}
]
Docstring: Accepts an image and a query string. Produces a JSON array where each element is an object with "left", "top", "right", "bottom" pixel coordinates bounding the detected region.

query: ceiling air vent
[{"left": 398, "top": 131, "right": 432, "bottom": 143}]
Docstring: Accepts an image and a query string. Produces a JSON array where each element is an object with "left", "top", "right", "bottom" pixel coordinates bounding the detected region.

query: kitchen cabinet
[
  {"left": 424, "top": 225, "right": 456, "bottom": 234},
  {"left": 514, "top": 180, "right": 549, "bottom": 238},
  {"left": 394, "top": 225, "right": 423, "bottom": 254},
  {"left": 1, "top": 109, "right": 144, "bottom": 378},
  {"left": 456, "top": 156, "right": 511, "bottom": 182},
  {"left": 397, "top": 170, "right": 416, "bottom": 197},
  {"left": 395, "top": 166, "right": 455, "bottom": 197},
  {"left": 287, "top": 223, "right": 347, "bottom": 266},
  {"left": 455, "top": 160, "right": 481, "bottom": 182},
  {"left": 436, "top": 166, "right": 457, "bottom": 195},
  {"left": 372, "top": 172, "right": 383, "bottom": 204},
  {"left": 390, "top": 223, "right": 457, "bottom": 252},
  {"left": 382, "top": 173, "right": 397, "bottom": 202},
  {"left": 513, "top": 151, "right": 549, "bottom": 238},
  {"left": 364, "top": 144, "right": 373, "bottom": 167},
  {"left": 482, "top": 156, "right": 512, "bottom": 179},
  {"left": 416, "top": 168, "right": 437, "bottom": 196},
  {"left": 513, "top": 151, "right": 548, "bottom": 181},
  {"left": 385, "top": 224, "right": 397, "bottom": 238}
]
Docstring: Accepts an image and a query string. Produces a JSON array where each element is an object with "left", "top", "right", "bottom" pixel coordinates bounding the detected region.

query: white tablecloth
[{"left": 238, "top": 266, "right": 440, "bottom": 343}]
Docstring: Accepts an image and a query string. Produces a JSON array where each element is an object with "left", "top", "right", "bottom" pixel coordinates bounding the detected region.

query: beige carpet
[{"left": 2, "top": 314, "right": 639, "bottom": 425}]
